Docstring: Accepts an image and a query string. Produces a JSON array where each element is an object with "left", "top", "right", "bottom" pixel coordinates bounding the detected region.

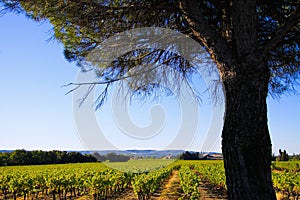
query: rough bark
[{"left": 221, "top": 60, "right": 276, "bottom": 200}]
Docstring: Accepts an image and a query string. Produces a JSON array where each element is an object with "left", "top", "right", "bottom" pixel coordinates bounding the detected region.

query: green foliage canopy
[{"left": 1, "top": 0, "right": 299, "bottom": 99}]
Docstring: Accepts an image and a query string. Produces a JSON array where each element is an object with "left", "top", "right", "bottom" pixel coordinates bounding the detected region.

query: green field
[{"left": 0, "top": 160, "right": 299, "bottom": 200}]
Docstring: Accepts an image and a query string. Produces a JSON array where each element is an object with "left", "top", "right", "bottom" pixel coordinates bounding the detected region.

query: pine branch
[
  {"left": 262, "top": 6, "right": 300, "bottom": 57},
  {"left": 179, "top": 1, "right": 233, "bottom": 69}
]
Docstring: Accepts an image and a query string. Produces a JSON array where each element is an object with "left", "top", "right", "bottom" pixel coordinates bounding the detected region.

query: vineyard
[{"left": 0, "top": 160, "right": 299, "bottom": 200}]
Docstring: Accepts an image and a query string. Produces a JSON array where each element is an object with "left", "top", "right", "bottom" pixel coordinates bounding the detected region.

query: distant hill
[
  {"left": 88, "top": 150, "right": 185, "bottom": 158},
  {"left": 0, "top": 150, "right": 13, "bottom": 153},
  {"left": 0, "top": 149, "right": 222, "bottom": 158},
  {"left": 82, "top": 150, "right": 222, "bottom": 158}
]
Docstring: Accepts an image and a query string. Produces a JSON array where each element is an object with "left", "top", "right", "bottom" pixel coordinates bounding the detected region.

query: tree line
[
  {"left": 93, "top": 152, "right": 131, "bottom": 162},
  {"left": 0, "top": 149, "right": 97, "bottom": 166},
  {"left": 179, "top": 151, "right": 202, "bottom": 160}
]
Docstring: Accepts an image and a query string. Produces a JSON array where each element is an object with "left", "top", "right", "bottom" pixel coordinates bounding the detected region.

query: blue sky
[{"left": 0, "top": 13, "right": 299, "bottom": 154}]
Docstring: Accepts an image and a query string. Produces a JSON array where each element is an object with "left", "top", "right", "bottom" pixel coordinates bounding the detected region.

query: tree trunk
[{"left": 221, "top": 61, "right": 276, "bottom": 200}]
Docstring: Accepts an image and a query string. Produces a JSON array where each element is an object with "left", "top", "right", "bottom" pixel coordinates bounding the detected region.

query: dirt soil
[
  {"left": 197, "top": 180, "right": 227, "bottom": 200},
  {"left": 151, "top": 170, "right": 184, "bottom": 200}
]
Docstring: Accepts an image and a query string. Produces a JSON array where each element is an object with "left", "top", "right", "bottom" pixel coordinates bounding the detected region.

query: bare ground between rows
[
  {"left": 107, "top": 186, "right": 137, "bottom": 200},
  {"left": 143, "top": 169, "right": 227, "bottom": 200},
  {"left": 151, "top": 170, "right": 184, "bottom": 200},
  {"left": 106, "top": 170, "right": 184, "bottom": 200},
  {"left": 197, "top": 180, "right": 227, "bottom": 200}
]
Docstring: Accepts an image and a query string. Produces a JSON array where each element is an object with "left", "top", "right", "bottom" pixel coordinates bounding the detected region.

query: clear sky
[{"left": 0, "top": 13, "right": 299, "bottom": 154}]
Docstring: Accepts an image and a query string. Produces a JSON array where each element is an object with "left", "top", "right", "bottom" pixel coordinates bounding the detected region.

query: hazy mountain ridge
[{"left": 0, "top": 149, "right": 222, "bottom": 158}]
